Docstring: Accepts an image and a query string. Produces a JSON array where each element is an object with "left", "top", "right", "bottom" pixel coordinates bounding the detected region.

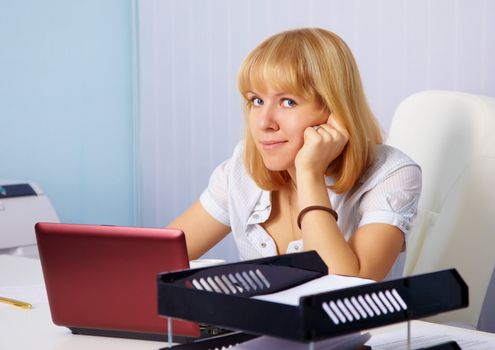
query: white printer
[{"left": 0, "top": 180, "right": 59, "bottom": 257}]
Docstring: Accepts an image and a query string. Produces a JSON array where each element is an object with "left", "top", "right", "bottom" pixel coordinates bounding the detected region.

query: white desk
[
  {"left": 0, "top": 255, "right": 165, "bottom": 350},
  {"left": 2, "top": 255, "right": 495, "bottom": 350},
  {"left": 366, "top": 320, "right": 495, "bottom": 349}
]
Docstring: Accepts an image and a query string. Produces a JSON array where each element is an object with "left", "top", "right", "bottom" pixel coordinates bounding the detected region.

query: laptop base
[
  {"left": 70, "top": 327, "right": 196, "bottom": 343},
  {"left": 70, "top": 325, "right": 234, "bottom": 344}
]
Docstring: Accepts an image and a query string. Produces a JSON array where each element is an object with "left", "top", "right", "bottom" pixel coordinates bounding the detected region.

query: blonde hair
[{"left": 238, "top": 28, "right": 383, "bottom": 193}]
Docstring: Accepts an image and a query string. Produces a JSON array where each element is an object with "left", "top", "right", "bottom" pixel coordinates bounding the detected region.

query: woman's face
[{"left": 246, "top": 87, "right": 328, "bottom": 171}]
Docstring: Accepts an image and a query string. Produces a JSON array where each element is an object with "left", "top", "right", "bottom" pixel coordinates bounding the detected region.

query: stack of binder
[{"left": 157, "top": 251, "right": 468, "bottom": 349}]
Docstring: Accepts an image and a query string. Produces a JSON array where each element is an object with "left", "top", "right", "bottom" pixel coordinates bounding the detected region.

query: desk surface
[
  {"left": 1, "top": 254, "right": 495, "bottom": 350},
  {"left": 0, "top": 255, "right": 166, "bottom": 350}
]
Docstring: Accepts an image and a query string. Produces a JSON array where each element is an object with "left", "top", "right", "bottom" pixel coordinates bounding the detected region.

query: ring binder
[{"left": 158, "top": 251, "right": 468, "bottom": 344}]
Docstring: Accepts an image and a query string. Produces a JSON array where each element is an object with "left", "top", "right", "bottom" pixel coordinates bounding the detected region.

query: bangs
[{"left": 238, "top": 34, "right": 319, "bottom": 102}]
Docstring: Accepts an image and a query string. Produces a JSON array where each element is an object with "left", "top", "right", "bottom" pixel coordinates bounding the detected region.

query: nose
[{"left": 256, "top": 104, "right": 279, "bottom": 131}]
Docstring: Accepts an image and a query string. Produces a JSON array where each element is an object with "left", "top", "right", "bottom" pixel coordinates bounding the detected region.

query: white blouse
[{"left": 200, "top": 142, "right": 422, "bottom": 280}]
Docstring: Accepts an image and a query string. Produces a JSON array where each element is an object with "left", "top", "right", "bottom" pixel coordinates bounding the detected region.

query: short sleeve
[
  {"left": 359, "top": 164, "right": 422, "bottom": 237},
  {"left": 199, "top": 158, "right": 232, "bottom": 227}
]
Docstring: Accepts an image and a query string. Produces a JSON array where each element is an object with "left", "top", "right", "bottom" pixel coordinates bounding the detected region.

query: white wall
[{"left": 137, "top": 0, "right": 495, "bottom": 261}]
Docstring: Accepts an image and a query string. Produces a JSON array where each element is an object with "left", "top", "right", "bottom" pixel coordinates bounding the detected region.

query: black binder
[{"left": 157, "top": 251, "right": 468, "bottom": 345}]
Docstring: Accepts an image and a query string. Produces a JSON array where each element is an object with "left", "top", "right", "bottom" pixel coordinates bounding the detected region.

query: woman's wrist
[
  {"left": 296, "top": 171, "right": 331, "bottom": 209},
  {"left": 296, "top": 169, "right": 326, "bottom": 187},
  {"left": 297, "top": 205, "right": 338, "bottom": 229}
]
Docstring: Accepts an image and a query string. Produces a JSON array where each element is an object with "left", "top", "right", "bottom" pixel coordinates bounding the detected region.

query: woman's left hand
[{"left": 295, "top": 114, "right": 349, "bottom": 176}]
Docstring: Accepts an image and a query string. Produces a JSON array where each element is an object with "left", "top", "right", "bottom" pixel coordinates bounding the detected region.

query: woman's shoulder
[
  {"left": 360, "top": 144, "right": 421, "bottom": 186},
  {"left": 375, "top": 144, "right": 419, "bottom": 170}
]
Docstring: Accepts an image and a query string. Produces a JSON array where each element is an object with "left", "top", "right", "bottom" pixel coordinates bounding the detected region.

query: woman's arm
[
  {"left": 168, "top": 200, "right": 231, "bottom": 260},
  {"left": 296, "top": 170, "right": 404, "bottom": 281},
  {"left": 295, "top": 117, "right": 408, "bottom": 281}
]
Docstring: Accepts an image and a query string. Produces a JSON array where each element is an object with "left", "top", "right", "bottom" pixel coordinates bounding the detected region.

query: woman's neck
[{"left": 287, "top": 167, "right": 297, "bottom": 187}]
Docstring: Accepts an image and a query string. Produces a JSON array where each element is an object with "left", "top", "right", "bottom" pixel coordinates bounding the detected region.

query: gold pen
[{"left": 0, "top": 296, "right": 32, "bottom": 309}]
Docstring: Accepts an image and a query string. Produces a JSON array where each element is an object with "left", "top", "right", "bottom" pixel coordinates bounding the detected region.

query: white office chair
[{"left": 386, "top": 90, "right": 495, "bottom": 331}]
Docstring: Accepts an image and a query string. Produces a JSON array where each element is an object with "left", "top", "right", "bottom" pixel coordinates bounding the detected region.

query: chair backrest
[{"left": 386, "top": 90, "right": 495, "bottom": 329}]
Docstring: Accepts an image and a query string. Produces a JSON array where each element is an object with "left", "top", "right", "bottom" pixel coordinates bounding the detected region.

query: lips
[{"left": 260, "top": 140, "right": 287, "bottom": 150}]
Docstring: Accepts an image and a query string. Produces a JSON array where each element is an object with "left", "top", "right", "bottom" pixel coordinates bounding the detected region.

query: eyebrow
[{"left": 247, "top": 90, "right": 295, "bottom": 98}]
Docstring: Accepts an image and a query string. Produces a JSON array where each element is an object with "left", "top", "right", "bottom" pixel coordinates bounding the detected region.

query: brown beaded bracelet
[{"left": 297, "top": 205, "right": 338, "bottom": 229}]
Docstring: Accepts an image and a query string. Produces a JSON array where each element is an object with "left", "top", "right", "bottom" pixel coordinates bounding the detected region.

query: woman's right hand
[{"left": 294, "top": 114, "right": 349, "bottom": 177}]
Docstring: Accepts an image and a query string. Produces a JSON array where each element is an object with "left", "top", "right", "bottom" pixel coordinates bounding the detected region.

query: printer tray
[{"left": 158, "top": 251, "right": 468, "bottom": 342}]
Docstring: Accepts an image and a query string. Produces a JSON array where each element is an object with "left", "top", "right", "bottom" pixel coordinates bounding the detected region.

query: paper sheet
[
  {"left": 366, "top": 321, "right": 495, "bottom": 349},
  {"left": 252, "top": 274, "right": 373, "bottom": 306}
]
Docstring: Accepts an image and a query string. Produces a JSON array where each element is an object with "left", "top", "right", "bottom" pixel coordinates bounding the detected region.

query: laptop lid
[{"left": 35, "top": 222, "right": 200, "bottom": 342}]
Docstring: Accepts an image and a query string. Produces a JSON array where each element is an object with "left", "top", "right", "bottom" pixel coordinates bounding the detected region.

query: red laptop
[{"left": 35, "top": 222, "right": 206, "bottom": 342}]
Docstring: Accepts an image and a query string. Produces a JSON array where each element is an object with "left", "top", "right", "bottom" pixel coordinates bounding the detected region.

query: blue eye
[
  {"left": 251, "top": 97, "right": 263, "bottom": 106},
  {"left": 282, "top": 99, "right": 296, "bottom": 108}
]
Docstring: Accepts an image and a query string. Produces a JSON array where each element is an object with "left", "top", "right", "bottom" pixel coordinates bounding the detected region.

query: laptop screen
[{"left": 35, "top": 222, "right": 200, "bottom": 341}]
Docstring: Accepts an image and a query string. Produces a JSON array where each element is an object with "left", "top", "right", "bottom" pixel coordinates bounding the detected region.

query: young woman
[{"left": 169, "top": 28, "right": 421, "bottom": 281}]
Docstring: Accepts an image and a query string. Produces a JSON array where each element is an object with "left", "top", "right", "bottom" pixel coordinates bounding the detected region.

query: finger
[
  {"left": 327, "top": 115, "right": 350, "bottom": 139},
  {"left": 316, "top": 123, "right": 350, "bottom": 148},
  {"left": 304, "top": 126, "right": 317, "bottom": 139},
  {"left": 315, "top": 124, "right": 340, "bottom": 143},
  {"left": 307, "top": 125, "right": 326, "bottom": 134},
  {"left": 304, "top": 126, "right": 327, "bottom": 143},
  {"left": 314, "top": 123, "right": 333, "bottom": 135},
  {"left": 311, "top": 125, "right": 332, "bottom": 142}
]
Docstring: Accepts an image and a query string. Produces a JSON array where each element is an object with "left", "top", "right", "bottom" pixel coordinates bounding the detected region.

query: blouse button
[
  {"left": 252, "top": 213, "right": 260, "bottom": 220},
  {"left": 261, "top": 242, "right": 267, "bottom": 248},
  {"left": 294, "top": 245, "right": 299, "bottom": 251}
]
